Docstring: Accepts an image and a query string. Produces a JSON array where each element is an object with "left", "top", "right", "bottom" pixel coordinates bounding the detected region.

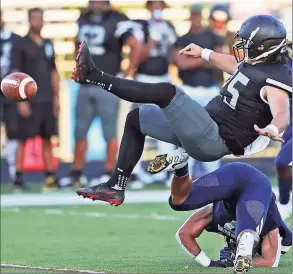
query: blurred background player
[
  {"left": 11, "top": 8, "right": 60, "bottom": 191},
  {"left": 173, "top": 4, "right": 224, "bottom": 178},
  {"left": 276, "top": 36, "right": 292, "bottom": 220},
  {"left": 131, "top": 0, "right": 177, "bottom": 189},
  {"left": 170, "top": 163, "right": 292, "bottom": 272},
  {"left": 209, "top": 4, "right": 235, "bottom": 55},
  {"left": 0, "top": 12, "right": 21, "bottom": 189},
  {"left": 70, "top": 0, "right": 142, "bottom": 188}
]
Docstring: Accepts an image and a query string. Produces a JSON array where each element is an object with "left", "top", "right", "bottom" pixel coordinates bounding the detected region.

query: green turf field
[{"left": 1, "top": 202, "right": 292, "bottom": 273}]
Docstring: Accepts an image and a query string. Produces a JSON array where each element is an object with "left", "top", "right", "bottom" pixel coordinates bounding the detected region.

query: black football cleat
[
  {"left": 43, "top": 175, "right": 60, "bottom": 192},
  {"left": 71, "top": 41, "right": 96, "bottom": 84},
  {"left": 12, "top": 178, "right": 30, "bottom": 193},
  {"left": 76, "top": 183, "right": 125, "bottom": 206}
]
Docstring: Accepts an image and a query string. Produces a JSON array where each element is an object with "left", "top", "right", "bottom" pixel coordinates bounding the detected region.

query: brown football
[{"left": 0, "top": 72, "right": 37, "bottom": 102}]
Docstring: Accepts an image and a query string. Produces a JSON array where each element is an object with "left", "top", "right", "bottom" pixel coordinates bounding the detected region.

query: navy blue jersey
[
  {"left": 286, "top": 56, "right": 292, "bottom": 69},
  {"left": 175, "top": 29, "right": 224, "bottom": 87},
  {"left": 206, "top": 194, "right": 292, "bottom": 255},
  {"left": 0, "top": 30, "right": 21, "bottom": 79},
  {"left": 170, "top": 162, "right": 292, "bottom": 255},
  {"left": 77, "top": 11, "right": 138, "bottom": 75},
  {"left": 135, "top": 19, "right": 177, "bottom": 76},
  {"left": 205, "top": 62, "right": 292, "bottom": 155},
  {"left": 203, "top": 163, "right": 292, "bottom": 255}
]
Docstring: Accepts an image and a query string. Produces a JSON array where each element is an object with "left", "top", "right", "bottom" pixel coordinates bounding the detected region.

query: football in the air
[{"left": 0, "top": 72, "right": 38, "bottom": 102}]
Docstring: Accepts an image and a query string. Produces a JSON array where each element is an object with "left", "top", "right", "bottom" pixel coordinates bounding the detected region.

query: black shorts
[
  {"left": 2, "top": 102, "right": 19, "bottom": 140},
  {"left": 18, "top": 102, "right": 57, "bottom": 141}
]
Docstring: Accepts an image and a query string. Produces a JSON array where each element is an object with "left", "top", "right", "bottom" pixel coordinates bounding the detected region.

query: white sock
[
  {"left": 236, "top": 232, "right": 255, "bottom": 258},
  {"left": 6, "top": 140, "right": 18, "bottom": 179}
]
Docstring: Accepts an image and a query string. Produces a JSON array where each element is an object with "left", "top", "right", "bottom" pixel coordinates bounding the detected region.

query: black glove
[
  {"left": 209, "top": 260, "right": 227, "bottom": 268},
  {"left": 219, "top": 247, "right": 235, "bottom": 267}
]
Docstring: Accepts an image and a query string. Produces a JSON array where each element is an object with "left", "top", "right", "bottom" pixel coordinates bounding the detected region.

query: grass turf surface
[{"left": 1, "top": 202, "right": 292, "bottom": 273}]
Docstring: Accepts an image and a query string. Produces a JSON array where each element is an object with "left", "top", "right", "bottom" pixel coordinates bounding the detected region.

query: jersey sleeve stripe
[
  {"left": 260, "top": 87, "right": 269, "bottom": 104},
  {"left": 266, "top": 78, "right": 292, "bottom": 93},
  {"left": 114, "top": 21, "right": 143, "bottom": 40}
]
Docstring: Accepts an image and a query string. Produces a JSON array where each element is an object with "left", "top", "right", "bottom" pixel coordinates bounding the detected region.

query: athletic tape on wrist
[
  {"left": 194, "top": 251, "right": 211, "bottom": 267},
  {"left": 201, "top": 48, "right": 213, "bottom": 62},
  {"left": 265, "top": 124, "right": 279, "bottom": 135}
]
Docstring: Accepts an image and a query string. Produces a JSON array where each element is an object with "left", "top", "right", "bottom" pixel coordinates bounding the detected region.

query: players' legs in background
[
  {"left": 2, "top": 102, "right": 19, "bottom": 183},
  {"left": 96, "top": 88, "right": 119, "bottom": 184},
  {"left": 105, "top": 138, "right": 118, "bottom": 177},
  {"left": 5, "top": 139, "right": 17, "bottom": 179},
  {"left": 36, "top": 103, "right": 59, "bottom": 191},
  {"left": 14, "top": 140, "right": 25, "bottom": 191},
  {"left": 71, "top": 86, "right": 95, "bottom": 188}
]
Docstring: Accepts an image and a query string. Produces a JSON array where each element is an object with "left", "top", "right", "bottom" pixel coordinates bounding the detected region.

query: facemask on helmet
[
  {"left": 233, "top": 15, "right": 287, "bottom": 63},
  {"left": 233, "top": 31, "right": 286, "bottom": 63}
]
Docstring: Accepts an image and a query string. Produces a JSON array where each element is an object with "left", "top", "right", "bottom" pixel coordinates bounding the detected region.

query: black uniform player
[
  {"left": 11, "top": 8, "right": 60, "bottom": 191},
  {"left": 134, "top": 0, "right": 177, "bottom": 81},
  {"left": 174, "top": 4, "right": 224, "bottom": 90},
  {"left": 72, "top": 15, "right": 291, "bottom": 207},
  {"left": 131, "top": 0, "right": 177, "bottom": 187},
  {"left": 70, "top": 0, "right": 142, "bottom": 188},
  {"left": 0, "top": 14, "right": 22, "bottom": 188},
  {"left": 206, "top": 60, "right": 291, "bottom": 155}
]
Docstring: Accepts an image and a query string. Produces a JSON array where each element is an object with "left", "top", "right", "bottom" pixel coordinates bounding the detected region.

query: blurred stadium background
[{"left": 1, "top": 0, "right": 292, "bottom": 273}]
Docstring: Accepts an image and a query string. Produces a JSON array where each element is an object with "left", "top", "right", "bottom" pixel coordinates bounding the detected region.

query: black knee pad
[
  {"left": 125, "top": 108, "right": 140, "bottom": 131},
  {"left": 168, "top": 196, "right": 189, "bottom": 211}
]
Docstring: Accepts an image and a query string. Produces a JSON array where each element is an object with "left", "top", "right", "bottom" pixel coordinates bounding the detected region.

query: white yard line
[
  {"left": 1, "top": 190, "right": 170, "bottom": 207},
  {"left": 1, "top": 188, "right": 280, "bottom": 208},
  {"left": 1, "top": 263, "right": 104, "bottom": 273},
  {"left": 1, "top": 207, "right": 180, "bottom": 221}
]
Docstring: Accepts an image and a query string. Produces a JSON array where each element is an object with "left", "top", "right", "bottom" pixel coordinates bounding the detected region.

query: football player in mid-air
[
  {"left": 169, "top": 162, "right": 292, "bottom": 273},
  {"left": 72, "top": 15, "right": 291, "bottom": 206},
  {"left": 276, "top": 37, "right": 292, "bottom": 220}
]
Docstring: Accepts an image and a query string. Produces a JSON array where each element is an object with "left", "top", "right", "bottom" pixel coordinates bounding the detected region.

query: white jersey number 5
[{"left": 223, "top": 72, "right": 250, "bottom": 109}]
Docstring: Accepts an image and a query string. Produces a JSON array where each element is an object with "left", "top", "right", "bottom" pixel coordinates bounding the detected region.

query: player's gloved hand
[
  {"left": 209, "top": 260, "right": 228, "bottom": 268},
  {"left": 178, "top": 43, "right": 203, "bottom": 58},
  {"left": 220, "top": 247, "right": 235, "bottom": 267},
  {"left": 254, "top": 124, "right": 284, "bottom": 143}
]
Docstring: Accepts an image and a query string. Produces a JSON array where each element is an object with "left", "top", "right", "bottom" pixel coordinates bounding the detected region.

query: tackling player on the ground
[
  {"left": 170, "top": 162, "right": 292, "bottom": 273},
  {"left": 72, "top": 15, "right": 291, "bottom": 206}
]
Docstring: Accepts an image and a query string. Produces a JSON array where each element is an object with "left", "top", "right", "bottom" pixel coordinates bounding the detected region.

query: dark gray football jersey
[
  {"left": 135, "top": 19, "right": 177, "bottom": 76},
  {"left": 0, "top": 30, "right": 21, "bottom": 79},
  {"left": 205, "top": 62, "right": 292, "bottom": 155},
  {"left": 77, "top": 11, "right": 139, "bottom": 75}
]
